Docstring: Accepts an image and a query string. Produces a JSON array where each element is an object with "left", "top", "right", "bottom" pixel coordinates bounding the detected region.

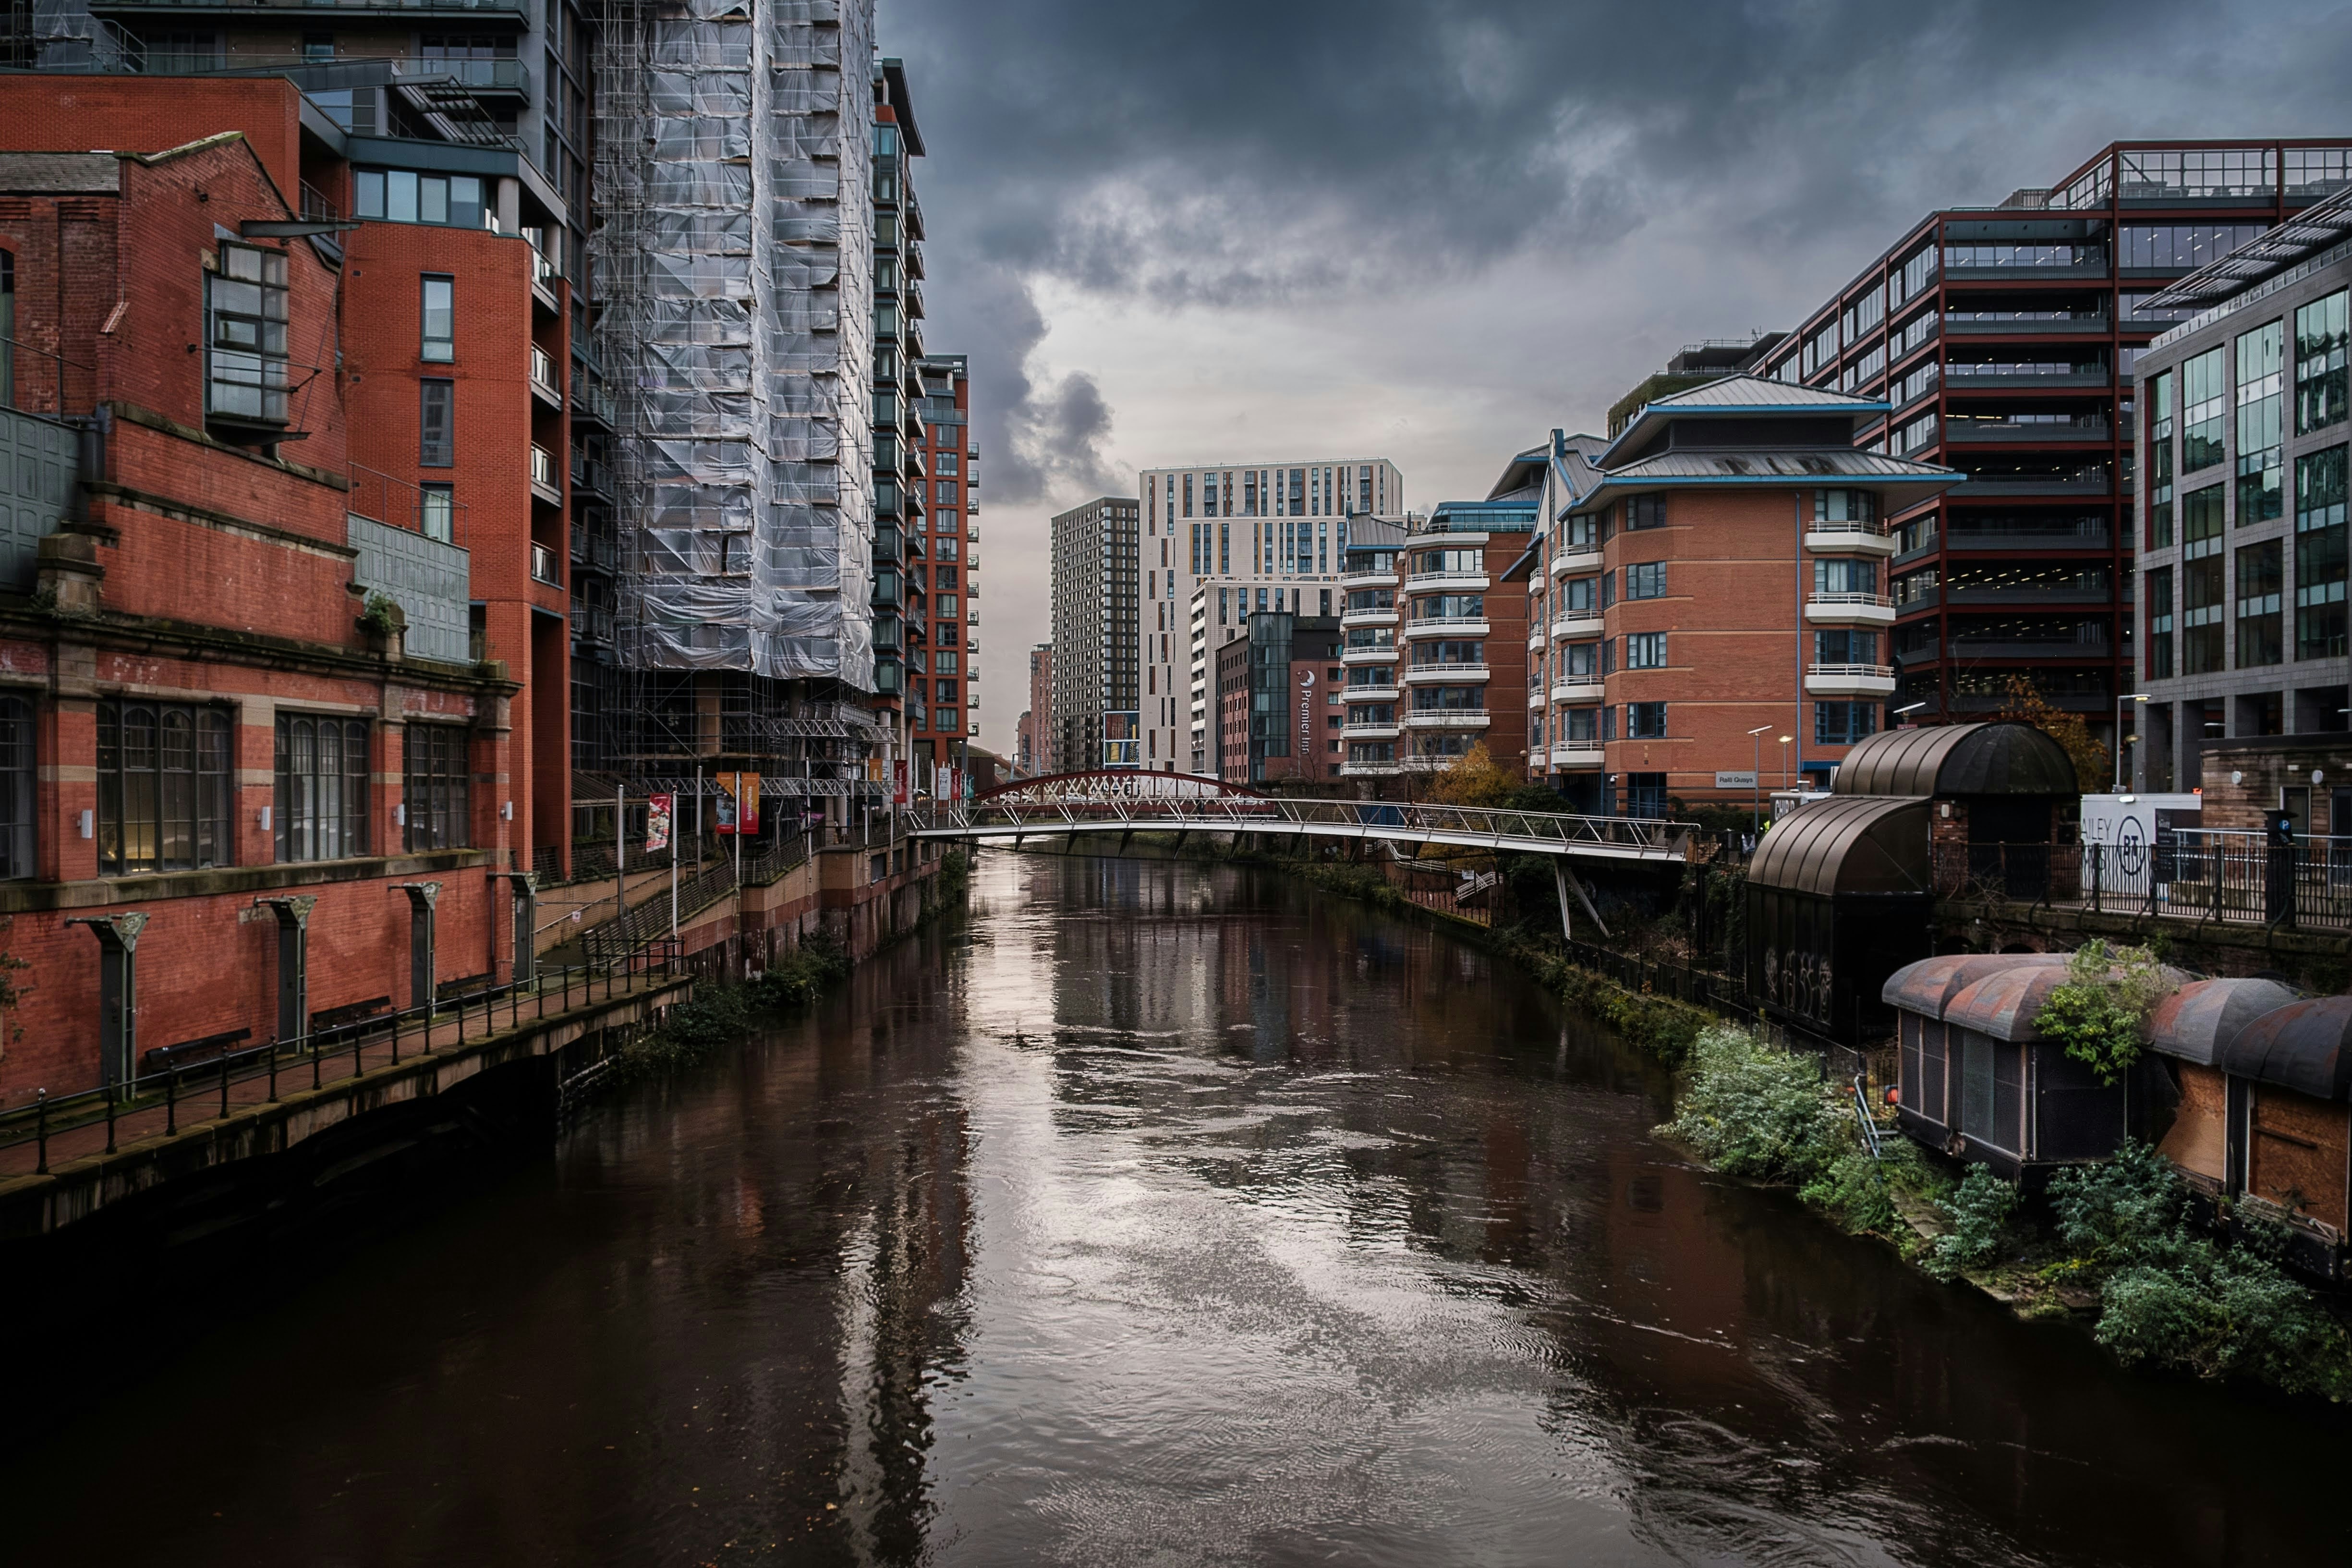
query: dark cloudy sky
[{"left": 881, "top": 0, "right": 2352, "bottom": 750}]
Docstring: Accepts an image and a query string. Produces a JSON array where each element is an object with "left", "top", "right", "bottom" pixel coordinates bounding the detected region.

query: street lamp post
[
  {"left": 2114, "top": 693, "right": 2150, "bottom": 791},
  {"left": 1778, "top": 734, "right": 1792, "bottom": 791},
  {"left": 1746, "top": 723, "right": 1772, "bottom": 836}
]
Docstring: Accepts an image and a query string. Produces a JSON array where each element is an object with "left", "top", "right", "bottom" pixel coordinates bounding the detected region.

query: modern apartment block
[
  {"left": 1520, "top": 383, "right": 1961, "bottom": 814},
  {"left": 2133, "top": 196, "right": 2352, "bottom": 793},
  {"left": 1210, "top": 614, "right": 1344, "bottom": 784},
  {"left": 1138, "top": 457, "right": 1403, "bottom": 772},
  {"left": 1399, "top": 495, "right": 1537, "bottom": 776},
  {"left": 912, "top": 351, "right": 978, "bottom": 772},
  {"left": 1763, "top": 141, "right": 2352, "bottom": 754},
  {"left": 1049, "top": 496, "right": 1139, "bottom": 771},
  {"left": 1338, "top": 517, "right": 1407, "bottom": 778}
]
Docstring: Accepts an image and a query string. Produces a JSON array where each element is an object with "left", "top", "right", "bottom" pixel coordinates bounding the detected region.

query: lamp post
[
  {"left": 1746, "top": 723, "right": 1772, "bottom": 836},
  {"left": 2114, "top": 693, "right": 2150, "bottom": 791},
  {"left": 1894, "top": 700, "right": 1927, "bottom": 725},
  {"left": 1778, "top": 734, "right": 1792, "bottom": 790}
]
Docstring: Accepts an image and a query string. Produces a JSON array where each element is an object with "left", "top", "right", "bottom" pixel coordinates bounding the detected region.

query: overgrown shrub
[
  {"left": 2049, "top": 1142, "right": 2352, "bottom": 1398},
  {"left": 1926, "top": 1166, "right": 2019, "bottom": 1278},
  {"left": 604, "top": 933, "right": 849, "bottom": 1088},
  {"left": 2032, "top": 940, "right": 2174, "bottom": 1083}
]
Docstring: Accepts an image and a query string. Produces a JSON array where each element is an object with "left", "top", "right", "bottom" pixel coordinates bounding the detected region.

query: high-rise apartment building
[
  {"left": 1338, "top": 517, "right": 1407, "bottom": 779},
  {"left": 912, "top": 352, "right": 978, "bottom": 772},
  {"left": 1049, "top": 496, "right": 1140, "bottom": 770},
  {"left": 1139, "top": 457, "right": 1403, "bottom": 772},
  {"left": 1765, "top": 141, "right": 2352, "bottom": 756}
]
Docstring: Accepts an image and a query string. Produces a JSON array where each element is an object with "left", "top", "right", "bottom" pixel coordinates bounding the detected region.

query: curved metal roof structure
[
  {"left": 2218, "top": 997, "right": 2352, "bottom": 1102},
  {"left": 1884, "top": 952, "right": 2066, "bottom": 1018},
  {"left": 1833, "top": 721, "right": 2077, "bottom": 799},
  {"left": 1748, "top": 796, "right": 1929, "bottom": 897},
  {"left": 1942, "top": 963, "right": 2073, "bottom": 1041},
  {"left": 2146, "top": 977, "right": 2306, "bottom": 1067}
]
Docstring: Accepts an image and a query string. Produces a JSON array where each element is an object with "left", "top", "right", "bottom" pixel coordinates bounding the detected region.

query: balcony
[
  {"left": 1804, "top": 592, "right": 1897, "bottom": 627},
  {"left": 1552, "top": 613, "right": 1603, "bottom": 640},
  {"left": 569, "top": 376, "right": 615, "bottom": 429},
  {"left": 1343, "top": 720, "right": 1402, "bottom": 741},
  {"left": 1341, "top": 644, "right": 1398, "bottom": 666},
  {"left": 1551, "top": 680, "right": 1605, "bottom": 704},
  {"left": 1406, "top": 710, "right": 1491, "bottom": 730},
  {"left": 1943, "top": 363, "right": 2110, "bottom": 389},
  {"left": 1805, "top": 663, "right": 1899, "bottom": 697},
  {"left": 1341, "top": 568, "right": 1399, "bottom": 590},
  {"left": 1549, "top": 547, "right": 1603, "bottom": 578},
  {"left": 529, "top": 345, "right": 563, "bottom": 410},
  {"left": 1947, "top": 524, "right": 2112, "bottom": 552},
  {"left": 1404, "top": 569, "right": 1488, "bottom": 593},
  {"left": 1803, "top": 521, "right": 1896, "bottom": 556},
  {"left": 1549, "top": 742, "right": 1606, "bottom": 770},
  {"left": 1342, "top": 681, "right": 1400, "bottom": 703},
  {"left": 1339, "top": 607, "right": 1398, "bottom": 630},
  {"left": 1527, "top": 629, "right": 1547, "bottom": 653},
  {"left": 568, "top": 450, "right": 612, "bottom": 499},
  {"left": 529, "top": 445, "right": 561, "bottom": 505},
  {"left": 1403, "top": 615, "right": 1489, "bottom": 640},
  {"left": 530, "top": 541, "right": 561, "bottom": 587},
  {"left": 1943, "top": 310, "right": 2110, "bottom": 336},
  {"left": 1404, "top": 663, "right": 1488, "bottom": 685},
  {"left": 1342, "top": 759, "right": 1403, "bottom": 778}
]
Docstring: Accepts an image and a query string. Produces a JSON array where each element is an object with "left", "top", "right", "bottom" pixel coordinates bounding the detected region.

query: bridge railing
[{"left": 905, "top": 794, "right": 1689, "bottom": 855}]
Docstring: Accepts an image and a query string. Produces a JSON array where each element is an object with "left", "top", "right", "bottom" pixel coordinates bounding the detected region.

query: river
[{"left": 5, "top": 853, "right": 2350, "bottom": 1566}]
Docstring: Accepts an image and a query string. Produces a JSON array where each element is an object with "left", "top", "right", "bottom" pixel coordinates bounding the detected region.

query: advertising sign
[
  {"left": 2079, "top": 792, "right": 2202, "bottom": 896},
  {"left": 893, "top": 759, "right": 910, "bottom": 806},
  {"left": 1103, "top": 710, "right": 1142, "bottom": 768},
  {"left": 715, "top": 772, "right": 762, "bottom": 835},
  {"left": 646, "top": 792, "right": 672, "bottom": 855}
]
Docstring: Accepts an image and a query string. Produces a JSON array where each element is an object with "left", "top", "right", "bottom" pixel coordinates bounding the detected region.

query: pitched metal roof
[
  {"left": 1595, "top": 448, "right": 1958, "bottom": 484},
  {"left": 1884, "top": 953, "right": 2066, "bottom": 1018},
  {"left": 2144, "top": 183, "right": 2352, "bottom": 313},
  {"left": 1640, "top": 373, "right": 1890, "bottom": 415},
  {"left": 2217, "top": 996, "right": 2352, "bottom": 1102}
]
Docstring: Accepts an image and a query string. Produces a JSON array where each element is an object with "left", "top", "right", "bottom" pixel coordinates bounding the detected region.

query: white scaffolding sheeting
[{"left": 593, "top": 0, "right": 876, "bottom": 687}]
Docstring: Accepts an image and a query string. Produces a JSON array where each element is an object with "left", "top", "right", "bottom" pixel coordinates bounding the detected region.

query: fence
[
  {"left": 0, "top": 939, "right": 684, "bottom": 1179},
  {"left": 1934, "top": 831, "right": 2352, "bottom": 931}
]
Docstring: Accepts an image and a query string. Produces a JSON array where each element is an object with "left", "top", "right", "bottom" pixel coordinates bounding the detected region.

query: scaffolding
[{"left": 589, "top": 0, "right": 879, "bottom": 800}]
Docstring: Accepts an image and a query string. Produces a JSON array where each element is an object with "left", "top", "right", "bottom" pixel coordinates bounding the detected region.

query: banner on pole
[
  {"left": 893, "top": 759, "right": 909, "bottom": 806},
  {"left": 646, "top": 792, "right": 673, "bottom": 854},
  {"left": 714, "top": 772, "right": 760, "bottom": 835}
]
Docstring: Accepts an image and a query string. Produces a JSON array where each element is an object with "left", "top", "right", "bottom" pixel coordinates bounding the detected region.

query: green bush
[
  {"left": 2033, "top": 940, "right": 2174, "bottom": 1083},
  {"left": 2049, "top": 1142, "right": 2352, "bottom": 1398},
  {"left": 1926, "top": 1166, "right": 2019, "bottom": 1278}
]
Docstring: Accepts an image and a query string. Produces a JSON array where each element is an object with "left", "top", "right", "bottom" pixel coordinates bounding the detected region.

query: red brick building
[
  {"left": 0, "top": 83, "right": 560, "bottom": 1105},
  {"left": 913, "top": 352, "right": 975, "bottom": 771},
  {"left": 1520, "top": 379, "right": 1961, "bottom": 814}
]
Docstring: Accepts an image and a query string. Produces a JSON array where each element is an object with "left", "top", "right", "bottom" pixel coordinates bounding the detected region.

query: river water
[{"left": 7, "top": 854, "right": 2351, "bottom": 1566}]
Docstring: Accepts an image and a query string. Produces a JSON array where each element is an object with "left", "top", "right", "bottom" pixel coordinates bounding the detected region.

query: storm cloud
[{"left": 879, "top": 0, "right": 2352, "bottom": 747}]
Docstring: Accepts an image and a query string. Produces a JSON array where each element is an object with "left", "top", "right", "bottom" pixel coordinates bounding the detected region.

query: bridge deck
[{"left": 908, "top": 799, "right": 1690, "bottom": 863}]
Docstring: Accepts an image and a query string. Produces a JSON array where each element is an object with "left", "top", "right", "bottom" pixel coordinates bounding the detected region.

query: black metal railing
[
  {"left": 0, "top": 938, "right": 685, "bottom": 1179},
  {"left": 1933, "top": 832, "right": 2352, "bottom": 931}
]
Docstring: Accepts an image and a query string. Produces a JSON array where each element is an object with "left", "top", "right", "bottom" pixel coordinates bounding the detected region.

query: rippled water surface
[{"left": 9, "top": 854, "right": 2352, "bottom": 1566}]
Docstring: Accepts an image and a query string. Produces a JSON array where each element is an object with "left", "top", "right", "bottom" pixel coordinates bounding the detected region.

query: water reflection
[{"left": 2, "top": 851, "right": 2349, "bottom": 1567}]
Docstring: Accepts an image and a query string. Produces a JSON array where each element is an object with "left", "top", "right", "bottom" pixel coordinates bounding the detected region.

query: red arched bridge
[{"left": 909, "top": 770, "right": 1692, "bottom": 866}]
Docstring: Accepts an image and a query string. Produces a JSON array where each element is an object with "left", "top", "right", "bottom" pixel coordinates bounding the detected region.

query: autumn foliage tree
[{"left": 1996, "top": 674, "right": 2108, "bottom": 790}]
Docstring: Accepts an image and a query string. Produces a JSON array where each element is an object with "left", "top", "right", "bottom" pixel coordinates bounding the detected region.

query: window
[
  {"left": 1181, "top": 473, "right": 1193, "bottom": 518},
  {"left": 934, "top": 563, "right": 959, "bottom": 590},
  {"left": 1628, "top": 495, "right": 1667, "bottom": 529},
  {"left": 1813, "top": 559, "right": 1878, "bottom": 595},
  {"left": 0, "top": 250, "right": 12, "bottom": 406},
  {"left": 420, "top": 274, "right": 454, "bottom": 362},
  {"left": 1562, "top": 576, "right": 1598, "bottom": 614},
  {"left": 1815, "top": 701, "right": 1878, "bottom": 745},
  {"left": 2237, "top": 320, "right": 2284, "bottom": 525},
  {"left": 0, "top": 694, "right": 29, "bottom": 878},
  {"left": 2147, "top": 368, "right": 2174, "bottom": 548},
  {"left": 2297, "top": 290, "right": 2349, "bottom": 434},
  {"left": 2235, "top": 539, "right": 2283, "bottom": 667},
  {"left": 1626, "top": 702, "right": 1667, "bottom": 739},
  {"left": 934, "top": 450, "right": 959, "bottom": 475},
  {"left": 2297, "top": 446, "right": 2349, "bottom": 660},
  {"left": 2183, "top": 541, "right": 2226, "bottom": 675},
  {"left": 1625, "top": 631, "right": 1667, "bottom": 669},
  {"left": 354, "top": 169, "right": 486, "bottom": 230},
  {"left": 99, "top": 702, "right": 232, "bottom": 875},
  {"left": 420, "top": 483, "right": 454, "bottom": 542},
  {"left": 420, "top": 379, "right": 453, "bottom": 467},
  {"left": 1564, "top": 512, "right": 1599, "bottom": 551},
  {"left": 2141, "top": 563, "right": 2174, "bottom": 680},
  {"left": 2182, "top": 347, "right": 2227, "bottom": 471},
  {"left": 935, "top": 535, "right": 959, "bottom": 560},
  {"left": 275, "top": 714, "right": 368, "bottom": 863},
  {"left": 1813, "top": 489, "right": 1878, "bottom": 524},
  {"left": 934, "top": 481, "right": 957, "bottom": 506},
  {"left": 1624, "top": 561, "right": 1667, "bottom": 600},
  {"left": 2183, "top": 482, "right": 2224, "bottom": 559},
  {"left": 2118, "top": 225, "right": 2267, "bottom": 269},
  {"left": 403, "top": 724, "right": 469, "bottom": 850},
  {"left": 206, "top": 242, "right": 289, "bottom": 424},
  {"left": 1563, "top": 641, "right": 1600, "bottom": 680},
  {"left": 1815, "top": 629, "right": 1878, "bottom": 665}
]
